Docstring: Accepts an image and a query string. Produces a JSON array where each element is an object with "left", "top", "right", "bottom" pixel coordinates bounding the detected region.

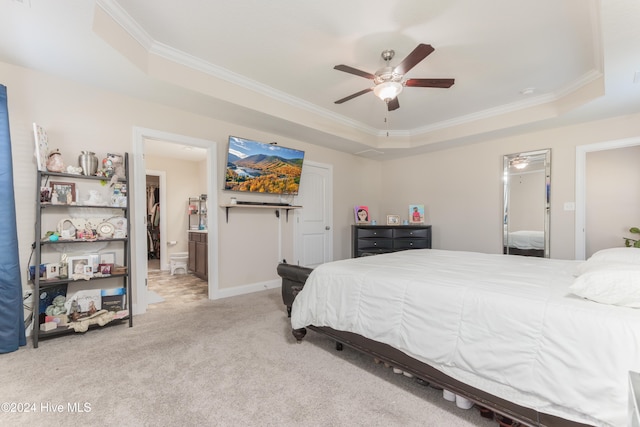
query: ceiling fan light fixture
[
  {"left": 510, "top": 156, "right": 529, "bottom": 170},
  {"left": 373, "top": 81, "right": 403, "bottom": 102}
]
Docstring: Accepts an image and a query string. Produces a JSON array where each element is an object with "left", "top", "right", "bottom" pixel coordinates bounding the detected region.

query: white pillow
[
  {"left": 569, "top": 263, "right": 640, "bottom": 308},
  {"left": 588, "top": 247, "right": 640, "bottom": 264},
  {"left": 575, "top": 260, "right": 636, "bottom": 276}
]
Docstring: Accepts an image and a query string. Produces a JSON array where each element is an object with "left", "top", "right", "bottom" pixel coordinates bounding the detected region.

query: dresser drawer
[
  {"left": 356, "top": 248, "right": 394, "bottom": 256},
  {"left": 393, "top": 239, "right": 430, "bottom": 250},
  {"left": 357, "top": 238, "right": 393, "bottom": 251},
  {"left": 393, "top": 228, "right": 429, "bottom": 239},
  {"left": 357, "top": 228, "right": 393, "bottom": 238}
]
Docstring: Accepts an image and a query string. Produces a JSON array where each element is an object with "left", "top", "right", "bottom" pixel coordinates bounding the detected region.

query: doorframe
[
  {"left": 132, "top": 127, "right": 219, "bottom": 315},
  {"left": 293, "top": 160, "right": 334, "bottom": 266},
  {"left": 145, "top": 169, "right": 167, "bottom": 269},
  {"left": 575, "top": 136, "right": 640, "bottom": 260}
]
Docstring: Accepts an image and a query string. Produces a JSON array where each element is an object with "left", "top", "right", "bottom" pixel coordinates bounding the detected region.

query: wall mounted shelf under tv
[{"left": 219, "top": 204, "right": 302, "bottom": 223}]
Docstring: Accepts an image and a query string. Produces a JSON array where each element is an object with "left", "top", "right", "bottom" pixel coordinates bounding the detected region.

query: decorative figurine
[{"left": 69, "top": 299, "right": 81, "bottom": 322}]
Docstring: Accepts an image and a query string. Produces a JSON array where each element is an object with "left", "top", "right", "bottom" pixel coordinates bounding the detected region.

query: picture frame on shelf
[
  {"left": 387, "top": 215, "right": 400, "bottom": 225},
  {"left": 111, "top": 183, "right": 127, "bottom": 207},
  {"left": 108, "top": 217, "right": 127, "bottom": 238},
  {"left": 40, "top": 186, "right": 51, "bottom": 203},
  {"left": 354, "top": 205, "right": 370, "bottom": 224},
  {"left": 38, "top": 284, "right": 67, "bottom": 316},
  {"left": 409, "top": 204, "right": 425, "bottom": 224},
  {"left": 99, "top": 251, "right": 116, "bottom": 265},
  {"left": 98, "top": 263, "right": 113, "bottom": 275},
  {"left": 97, "top": 222, "right": 115, "bottom": 238},
  {"left": 64, "top": 286, "right": 101, "bottom": 315},
  {"left": 57, "top": 219, "right": 77, "bottom": 240},
  {"left": 45, "top": 263, "right": 59, "bottom": 280},
  {"left": 50, "top": 181, "right": 76, "bottom": 205},
  {"left": 88, "top": 253, "right": 101, "bottom": 273},
  {"left": 101, "top": 287, "right": 126, "bottom": 312},
  {"left": 67, "top": 256, "right": 92, "bottom": 277}
]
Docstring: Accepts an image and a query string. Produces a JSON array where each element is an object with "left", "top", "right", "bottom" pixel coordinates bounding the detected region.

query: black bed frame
[
  {"left": 503, "top": 246, "right": 545, "bottom": 257},
  {"left": 278, "top": 262, "right": 592, "bottom": 427}
]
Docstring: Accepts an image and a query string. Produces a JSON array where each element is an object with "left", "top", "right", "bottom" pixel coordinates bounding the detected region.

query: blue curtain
[{"left": 0, "top": 84, "right": 26, "bottom": 353}]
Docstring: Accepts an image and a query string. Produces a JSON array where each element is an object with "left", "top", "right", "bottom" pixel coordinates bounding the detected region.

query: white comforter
[
  {"left": 291, "top": 250, "right": 640, "bottom": 427},
  {"left": 506, "top": 229, "right": 545, "bottom": 250}
]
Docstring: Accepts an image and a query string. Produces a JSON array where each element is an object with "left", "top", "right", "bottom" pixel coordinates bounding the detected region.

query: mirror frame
[{"left": 503, "top": 149, "right": 551, "bottom": 258}]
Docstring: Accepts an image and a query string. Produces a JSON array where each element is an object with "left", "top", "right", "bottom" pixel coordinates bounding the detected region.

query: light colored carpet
[{"left": 2, "top": 288, "right": 497, "bottom": 427}]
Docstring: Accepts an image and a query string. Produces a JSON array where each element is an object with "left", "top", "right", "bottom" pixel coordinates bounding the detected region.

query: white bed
[
  {"left": 291, "top": 249, "right": 640, "bottom": 427},
  {"left": 504, "top": 228, "right": 545, "bottom": 250}
]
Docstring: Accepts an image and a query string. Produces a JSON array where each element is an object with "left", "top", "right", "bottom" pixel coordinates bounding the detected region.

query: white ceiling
[{"left": 1, "top": 0, "right": 640, "bottom": 160}]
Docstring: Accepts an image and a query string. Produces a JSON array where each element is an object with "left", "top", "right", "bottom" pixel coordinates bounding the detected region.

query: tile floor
[{"left": 146, "top": 259, "right": 208, "bottom": 308}]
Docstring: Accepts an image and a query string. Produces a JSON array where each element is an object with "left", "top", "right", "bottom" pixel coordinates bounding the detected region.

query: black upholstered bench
[{"left": 276, "top": 262, "right": 313, "bottom": 317}]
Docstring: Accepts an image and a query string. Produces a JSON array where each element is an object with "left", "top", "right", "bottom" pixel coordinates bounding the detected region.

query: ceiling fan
[{"left": 333, "top": 43, "right": 455, "bottom": 111}]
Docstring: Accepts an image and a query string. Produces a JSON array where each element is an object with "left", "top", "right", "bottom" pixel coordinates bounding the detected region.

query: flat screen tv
[{"left": 224, "top": 136, "right": 305, "bottom": 195}]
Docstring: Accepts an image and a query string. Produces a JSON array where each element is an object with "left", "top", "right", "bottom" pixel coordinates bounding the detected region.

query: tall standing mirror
[{"left": 503, "top": 149, "right": 551, "bottom": 257}]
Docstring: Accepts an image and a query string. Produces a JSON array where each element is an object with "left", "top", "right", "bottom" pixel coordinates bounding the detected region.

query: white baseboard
[{"left": 213, "top": 279, "right": 280, "bottom": 300}]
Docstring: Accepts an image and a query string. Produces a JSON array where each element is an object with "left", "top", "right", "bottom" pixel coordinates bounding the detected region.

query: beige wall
[
  {"left": 379, "top": 116, "right": 640, "bottom": 259},
  {"left": 586, "top": 145, "right": 640, "bottom": 257}
]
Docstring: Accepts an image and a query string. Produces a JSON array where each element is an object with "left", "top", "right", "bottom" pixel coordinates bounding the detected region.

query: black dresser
[{"left": 352, "top": 224, "right": 432, "bottom": 258}]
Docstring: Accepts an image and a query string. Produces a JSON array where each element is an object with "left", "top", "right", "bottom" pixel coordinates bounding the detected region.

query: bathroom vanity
[{"left": 188, "top": 231, "right": 207, "bottom": 280}]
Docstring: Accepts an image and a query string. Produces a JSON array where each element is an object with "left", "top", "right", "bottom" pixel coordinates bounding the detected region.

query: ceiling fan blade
[
  {"left": 333, "top": 65, "right": 376, "bottom": 80},
  {"left": 334, "top": 88, "right": 373, "bottom": 104},
  {"left": 405, "top": 78, "right": 455, "bottom": 88},
  {"left": 393, "top": 44, "right": 434, "bottom": 75},
  {"left": 387, "top": 97, "right": 400, "bottom": 111}
]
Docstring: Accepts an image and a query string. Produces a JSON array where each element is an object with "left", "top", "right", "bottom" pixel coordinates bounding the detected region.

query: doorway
[
  {"left": 132, "top": 127, "right": 219, "bottom": 315},
  {"left": 143, "top": 142, "right": 207, "bottom": 306},
  {"left": 575, "top": 136, "right": 640, "bottom": 259}
]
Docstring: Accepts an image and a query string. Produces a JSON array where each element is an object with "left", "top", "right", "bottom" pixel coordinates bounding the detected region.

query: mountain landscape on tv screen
[{"left": 225, "top": 154, "right": 303, "bottom": 194}]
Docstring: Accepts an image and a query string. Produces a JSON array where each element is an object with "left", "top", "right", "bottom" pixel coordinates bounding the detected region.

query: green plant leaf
[{"left": 630, "top": 227, "right": 640, "bottom": 234}]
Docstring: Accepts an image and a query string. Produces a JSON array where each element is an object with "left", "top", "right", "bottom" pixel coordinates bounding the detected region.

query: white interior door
[{"left": 295, "top": 161, "right": 333, "bottom": 268}]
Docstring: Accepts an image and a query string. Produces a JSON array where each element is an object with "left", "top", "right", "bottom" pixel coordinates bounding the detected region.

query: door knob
[{"left": 325, "top": 226, "right": 331, "bottom": 230}]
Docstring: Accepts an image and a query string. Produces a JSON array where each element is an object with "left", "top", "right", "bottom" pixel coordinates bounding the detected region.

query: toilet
[{"left": 169, "top": 252, "right": 188, "bottom": 275}]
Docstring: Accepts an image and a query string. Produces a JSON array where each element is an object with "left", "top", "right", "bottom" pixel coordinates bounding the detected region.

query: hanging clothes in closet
[{"left": 146, "top": 185, "right": 160, "bottom": 259}]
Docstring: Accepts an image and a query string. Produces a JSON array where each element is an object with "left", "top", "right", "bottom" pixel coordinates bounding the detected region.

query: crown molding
[{"left": 95, "top": 0, "right": 604, "bottom": 145}]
